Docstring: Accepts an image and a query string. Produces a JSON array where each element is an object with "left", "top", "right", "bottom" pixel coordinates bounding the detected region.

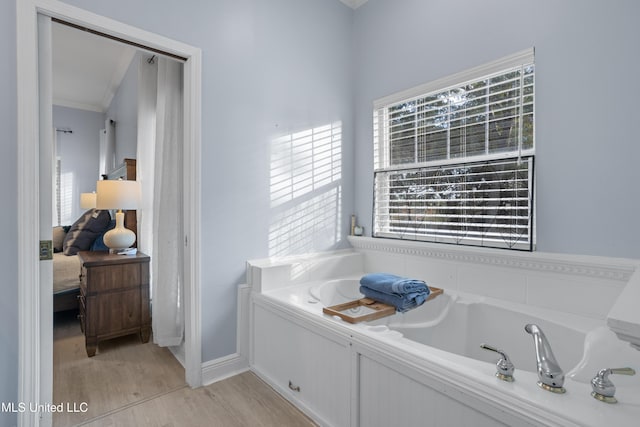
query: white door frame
[{"left": 16, "top": 1, "right": 202, "bottom": 425}]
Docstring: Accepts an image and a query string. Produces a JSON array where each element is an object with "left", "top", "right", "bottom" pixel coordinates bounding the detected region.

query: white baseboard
[
  {"left": 199, "top": 283, "right": 252, "bottom": 386},
  {"left": 201, "top": 353, "right": 249, "bottom": 386},
  {"left": 169, "top": 343, "right": 186, "bottom": 367}
]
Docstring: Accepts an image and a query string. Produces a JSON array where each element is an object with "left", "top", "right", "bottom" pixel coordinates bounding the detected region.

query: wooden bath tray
[
  {"left": 323, "top": 298, "right": 395, "bottom": 323},
  {"left": 323, "top": 287, "right": 444, "bottom": 324}
]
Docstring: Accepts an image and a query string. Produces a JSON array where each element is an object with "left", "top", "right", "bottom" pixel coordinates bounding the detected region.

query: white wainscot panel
[
  {"left": 526, "top": 274, "right": 626, "bottom": 319},
  {"left": 358, "top": 354, "right": 533, "bottom": 427},
  {"left": 404, "top": 256, "right": 458, "bottom": 290},
  {"left": 252, "top": 303, "right": 350, "bottom": 427},
  {"left": 361, "top": 249, "right": 405, "bottom": 275},
  {"left": 457, "top": 264, "right": 527, "bottom": 303}
]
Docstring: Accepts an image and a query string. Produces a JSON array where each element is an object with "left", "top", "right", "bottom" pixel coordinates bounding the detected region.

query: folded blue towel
[
  {"left": 359, "top": 273, "right": 428, "bottom": 295},
  {"left": 359, "top": 285, "right": 428, "bottom": 313}
]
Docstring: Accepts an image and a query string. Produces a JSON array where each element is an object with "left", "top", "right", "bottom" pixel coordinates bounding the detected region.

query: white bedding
[{"left": 53, "top": 252, "right": 81, "bottom": 294}]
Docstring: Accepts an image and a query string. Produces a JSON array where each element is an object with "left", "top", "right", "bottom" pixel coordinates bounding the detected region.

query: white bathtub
[
  {"left": 257, "top": 275, "right": 640, "bottom": 426},
  {"left": 310, "top": 278, "right": 593, "bottom": 377}
]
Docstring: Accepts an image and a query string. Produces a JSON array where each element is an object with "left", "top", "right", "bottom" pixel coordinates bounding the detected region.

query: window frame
[{"left": 372, "top": 48, "right": 535, "bottom": 251}]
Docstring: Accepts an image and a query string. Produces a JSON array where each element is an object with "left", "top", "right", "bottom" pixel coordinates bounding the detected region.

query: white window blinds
[{"left": 373, "top": 49, "right": 535, "bottom": 250}]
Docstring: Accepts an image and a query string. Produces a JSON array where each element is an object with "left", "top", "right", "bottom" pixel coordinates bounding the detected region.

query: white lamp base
[{"left": 103, "top": 211, "right": 136, "bottom": 252}]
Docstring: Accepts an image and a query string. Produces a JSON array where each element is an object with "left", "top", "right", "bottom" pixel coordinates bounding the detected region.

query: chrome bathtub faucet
[
  {"left": 480, "top": 343, "right": 515, "bottom": 382},
  {"left": 524, "top": 324, "right": 566, "bottom": 393},
  {"left": 591, "top": 367, "right": 636, "bottom": 403}
]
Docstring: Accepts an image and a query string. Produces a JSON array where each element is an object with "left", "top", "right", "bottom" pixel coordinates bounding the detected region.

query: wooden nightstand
[{"left": 77, "top": 251, "right": 151, "bottom": 357}]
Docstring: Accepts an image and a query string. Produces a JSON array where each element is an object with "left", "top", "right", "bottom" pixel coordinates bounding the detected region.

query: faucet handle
[
  {"left": 591, "top": 367, "right": 636, "bottom": 403},
  {"left": 481, "top": 343, "right": 515, "bottom": 382}
]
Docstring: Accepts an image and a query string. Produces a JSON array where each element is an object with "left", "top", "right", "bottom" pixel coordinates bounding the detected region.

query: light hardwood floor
[{"left": 53, "top": 312, "right": 315, "bottom": 427}]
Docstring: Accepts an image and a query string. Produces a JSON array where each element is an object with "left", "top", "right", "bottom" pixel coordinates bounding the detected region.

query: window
[{"left": 373, "top": 49, "right": 535, "bottom": 250}]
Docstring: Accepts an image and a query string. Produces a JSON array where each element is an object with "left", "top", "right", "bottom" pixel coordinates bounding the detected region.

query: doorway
[
  {"left": 50, "top": 18, "right": 184, "bottom": 425},
  {"left": 16, "top": 1, "right": 202, "bottom": 426}
]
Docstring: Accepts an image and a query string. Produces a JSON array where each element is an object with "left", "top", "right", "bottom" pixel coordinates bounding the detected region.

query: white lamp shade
[
  {"left": 96, "top": 180, "right": 141, "bottom": 210},
  {"left": 80, "top": 192, "right": 97, "bottom": 209}
]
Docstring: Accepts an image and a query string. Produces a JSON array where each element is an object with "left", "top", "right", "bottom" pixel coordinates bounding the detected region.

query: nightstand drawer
[
  {"left": 77, "top": 294, "right": 85, "bottom": 332},
  {"left": 80, "top": 267, "right": 87, "bottom": 293},
  {"left": 84, "top": 263, "right": 147, "bottom": 293},
  {"left": 94, "top": 289, "right": 142, "bottom": 336}
]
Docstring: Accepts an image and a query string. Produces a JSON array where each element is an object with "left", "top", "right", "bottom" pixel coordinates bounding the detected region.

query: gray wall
[
  {"left": 353, "top": 0, "right": 640, "bottom": 259},
  {"left": 105, "top": 52, "right": 139, "bottom": 163},
  {"left": 53, "top": 106, "right": 104, "bottom": 224},
  {"left": 0, "top": 0, "right": 17, "bottom": 424}
]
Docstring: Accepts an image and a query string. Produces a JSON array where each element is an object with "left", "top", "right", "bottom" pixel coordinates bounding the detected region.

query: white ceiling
[
  {"left": 339, "top": 0, "right": 369, "bottom": 8},
  {"left": 52, "top": 1, "right": 368, "bottom": 113},
  {"left": 52, "top": 22, "right": 136, "bottom": 113}
]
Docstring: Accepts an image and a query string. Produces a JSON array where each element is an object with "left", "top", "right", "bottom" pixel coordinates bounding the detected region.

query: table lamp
[
  {"left": 96, "top": 179, "right": 141, "bottom": 253},
  {"left": 80, "top": 192, "right": 97, "bottom": 210}
]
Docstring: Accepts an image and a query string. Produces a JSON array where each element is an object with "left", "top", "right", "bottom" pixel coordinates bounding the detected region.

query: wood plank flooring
[{"left": 53, "top": 311, "right": 315, "bottom": 427}]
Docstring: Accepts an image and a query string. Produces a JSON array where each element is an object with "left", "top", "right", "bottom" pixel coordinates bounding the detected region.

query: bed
[
  {"left": 52, "top": 209, "right": 113, "bottom": 313},
  {"left": 53, "top": 252, "right": 82, "bottom": 312}
]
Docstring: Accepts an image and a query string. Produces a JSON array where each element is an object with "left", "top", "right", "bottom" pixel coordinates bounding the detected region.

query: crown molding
[
  {"left": 53, "top": 98, "right": 105, "bottom": 113},
  {"left": 347, "top": 236, "right": 637, "bottom": 282}
]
